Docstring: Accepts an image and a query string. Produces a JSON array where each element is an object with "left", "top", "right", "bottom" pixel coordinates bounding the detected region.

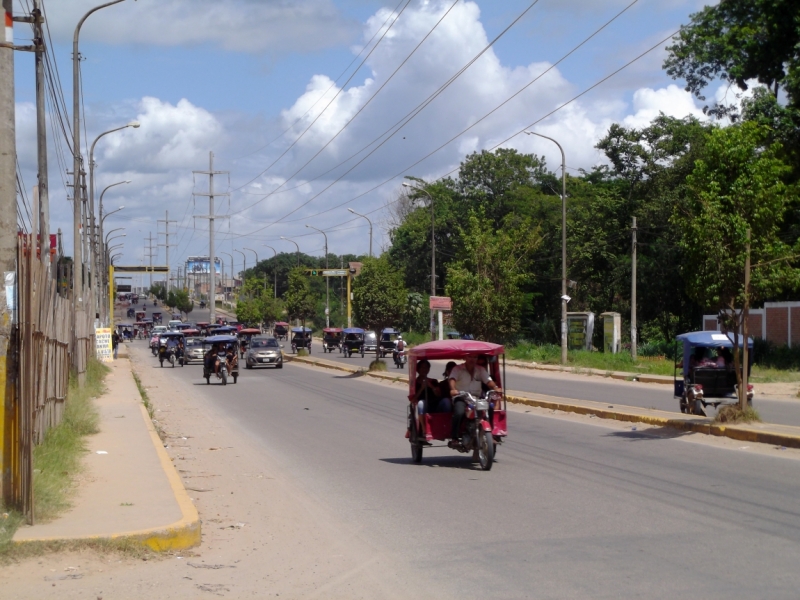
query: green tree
[
  {"left": 445, "top": 211, "right": 542, "bottom": 342},
  {"left": 150, "top": 283, "right": 167, "bottom": 302},
  {"left": 172, "top": 289, "right": 193, "bottom": 317},
  {"left": 283, "top": 268, "right": 316, "bottom": 329},
  {"left": 402, "top": 291, "right": 429, "bottom": 333},
  {"left": 672, "top": 122, "right": 799, "bottom": 407},
  {"left": 351, "top": 256, "right": 407, "bottom": 359},
  {"left": 664, "top": 0, "right": 800, "bottom": 116}
]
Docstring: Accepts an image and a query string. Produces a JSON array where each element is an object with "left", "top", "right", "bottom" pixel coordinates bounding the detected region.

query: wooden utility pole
[
  {"left": 0, "top": 0, "right": 18, "bottom": 503},
  {"left": 631, "top": 216, "right": 637, "bottom": 360}
]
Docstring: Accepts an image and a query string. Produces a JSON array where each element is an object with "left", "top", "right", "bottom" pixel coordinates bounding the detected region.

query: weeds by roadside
[
  {"left": 715, "top": 405, "right": 762, "bottom": 424},
  {"left": 0, "top": 359, "right": 108, "bottom": 558},
  {"left": 132, "top": 371, "right": 165, "bottom": 442},
  {"left": 368, "top": 359, "right": 388, "bottom": 372}
]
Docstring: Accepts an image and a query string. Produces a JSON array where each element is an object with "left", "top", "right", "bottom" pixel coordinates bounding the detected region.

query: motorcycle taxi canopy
[
  {"left": 274, "top": 321, "right": 290, "bottom": 327},
  {"left": 674, "top": 330, "right": 755, "bottom": 381},
  {"left": 343, "top": 327, "right": 365, "bottom": 335},
  {"left": 203, "top": 334, "right": 238, "bottom": 346},
  {"left": 291, "top": 327, "right": 313, "bottom": 333},
  {"left": 238, "top": 328, "right": 262, "bottom": 335},
  {"left": 323, "top": 327, "right": 343, "bottom": 334}
]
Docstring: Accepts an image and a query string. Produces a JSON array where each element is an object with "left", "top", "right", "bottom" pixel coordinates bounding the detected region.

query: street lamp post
[
  {"left": 347, "top": 208, "right": 373, "bottom": 257},
  {"left": 220, "top": 252, "right": 234, "bottom": 305},
  {"left": 90, "top": 122, "right": 138, "bottom": 317},
  {"left": 97, "top": 180, "right": 128, "bottom": 322},
  {"left": 306, "top": 225, "right": 329, "bottom": 327},
  {"left": 234, "top": 249, "right": 247, "bottom": 285},
  {"left": 403, "top": 181, "right": 436, "bottom": 340},
  {"left": 281, "top": 237, "right": 300, "bottom": 266},
  {"left": 72, "top": 0, "right": 127, "bottom": 326},
  {"left": 263, "top": 245, "right": 277, "bottom": 298},
  {"left": 525, "top": 131, "right": 568, "bottom": 365}
]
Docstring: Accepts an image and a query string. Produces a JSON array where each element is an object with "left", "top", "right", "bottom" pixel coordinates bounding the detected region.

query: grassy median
[{"left": 0, "top": 359, "right": 108, "bottom": 557}]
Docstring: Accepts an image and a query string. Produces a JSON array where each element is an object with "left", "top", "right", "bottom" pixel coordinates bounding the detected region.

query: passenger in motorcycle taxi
[
  {"left": 414, "top": 360, "right": 442, "bottom": 413},
  {"left": 448, "top": 354, "right": 502, "bottom": 444}
]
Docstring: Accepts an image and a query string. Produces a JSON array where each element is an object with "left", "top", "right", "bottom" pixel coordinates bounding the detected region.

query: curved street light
[
  {"left": 280, "top": 237, "right": 300, "bottom": 266},
  {"left": 104, "top": 227, "right": 124, "bottom": 244},
  {"left": 263, "top": 245, "right": 277, "bottom": 298},
  {"left": 219, "top": 251, "right": 234, "bottom": 303},
  {"left": 525, "top": 130, "right": 567, "bottom": 364},
  {"left": 91, "top": 124, "right": 138, "bottom": 293},
  {"left": 403, "top": 181, "right": 436, "bottom": 340},
  {"left": 347, "top": 208, "right": 373, "bottom": 258},
  {"left": 306, "top": 225, "right": 329, "bottom": 327},
  {"left": 72, "top": 0, "right": 128, "bottom": 319}
]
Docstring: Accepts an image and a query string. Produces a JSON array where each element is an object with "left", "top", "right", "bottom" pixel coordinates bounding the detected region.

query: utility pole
[
  {"left": 31, "top": 1, "right": 48, "bottom": 263},
  {"left": 1, "top": 0, "right": 18, "bottom": 503},
  {"left": 143, "top": 232, "right": 156, "bottom": 290},
  {"left": 631, "top": 217, "right": 637, "bottom": 360},
  {"left": 158, "top": 210, "right": 176, "bottom": 292},
  {"left": 193, "top": 152, "right": 229, "bottom": 326},
  {"left": 741, "top": 228, "right": 751, "bottom": 410}
]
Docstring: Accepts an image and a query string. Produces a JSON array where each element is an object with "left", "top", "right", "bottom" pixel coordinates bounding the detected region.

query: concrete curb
[
  {"left": 287, "top": 354, "right": 800, "bottom": 450},
  {"left": 14, "top": 359, "right": 202, "bottom": 553},
  {"left": 504, "top": 359, "right": 674, "bottom": 385}
]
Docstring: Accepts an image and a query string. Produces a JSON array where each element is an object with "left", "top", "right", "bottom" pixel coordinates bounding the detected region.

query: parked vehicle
[
  {"left": 201, "top": 335, "right": 239, "bottom": 385},
  {"left": 674, "top": 331, "right": 754, "bottom": 416},
  {"left": 343, "top": 328, "right": 365, "bottom": 358},
  {"left": 244, "top": 336, "right": 283, "bottom": 369},
  {"left": 322, "top": 328, "right": 343, "bottom": 353},
  {"left": 406, "top": 340, "right": 508, "bottom": 471},
  {"left": 273, "top": 321, "right": 289, "bottom": 341}
]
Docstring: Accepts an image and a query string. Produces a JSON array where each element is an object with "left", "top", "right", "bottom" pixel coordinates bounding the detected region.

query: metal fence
[{"left": 14, "top": 235, "right": 95, "bottom": 523}]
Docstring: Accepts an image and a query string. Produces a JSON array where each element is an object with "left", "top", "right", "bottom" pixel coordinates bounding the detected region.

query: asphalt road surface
[
  {"left": 123, "top": 304, "right": 800, "bottom": 426},
  {"left": 129, "top": 337, "right": 800, "bottom": 599}
]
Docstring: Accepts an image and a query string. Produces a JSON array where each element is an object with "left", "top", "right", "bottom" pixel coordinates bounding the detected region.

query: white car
[{"left": 168, "top": 319, "right": 183, "bottom": 330}]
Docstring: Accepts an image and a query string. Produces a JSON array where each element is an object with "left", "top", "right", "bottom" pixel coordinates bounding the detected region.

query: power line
[
  {"left": 230, "top": 0, "right": 645, "bottom": 238},
  {"left": 231, "top": 0, "right": 414, "bottom": 193}
]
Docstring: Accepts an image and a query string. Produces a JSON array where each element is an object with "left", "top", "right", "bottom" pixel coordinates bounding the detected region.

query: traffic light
[{"left": 306, "top": 268, "right": 321, "bottom": 276}]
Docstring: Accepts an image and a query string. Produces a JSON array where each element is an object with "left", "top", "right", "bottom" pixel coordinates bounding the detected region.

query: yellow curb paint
[{"left": 14, "top": 381, "right": 201, "bottom": 552}]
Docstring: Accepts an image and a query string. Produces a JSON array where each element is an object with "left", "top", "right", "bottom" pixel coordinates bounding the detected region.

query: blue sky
[{"left": 12, "top": 0, "right": 714, "bottom": 278}]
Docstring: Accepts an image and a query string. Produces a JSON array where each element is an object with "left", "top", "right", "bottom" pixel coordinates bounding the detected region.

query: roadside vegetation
[{"left": 0, "top": 359, "right": 108, "bottom": 557}]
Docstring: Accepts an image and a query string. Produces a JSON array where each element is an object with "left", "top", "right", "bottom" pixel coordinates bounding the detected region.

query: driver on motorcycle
[
  {"left": 393, "top": 335, "right": 405, "bottom": 364},
  {"left": 448, "top": 355, "right": 502, "bottom": 446}
]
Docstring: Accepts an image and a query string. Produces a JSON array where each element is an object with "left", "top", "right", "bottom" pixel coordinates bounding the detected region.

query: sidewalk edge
[
  {"left": 14, "top": 372, "right": 201, "bottom": 552},
  {"left": 288, "top": 354, "right": 800, "bottom": 450}
]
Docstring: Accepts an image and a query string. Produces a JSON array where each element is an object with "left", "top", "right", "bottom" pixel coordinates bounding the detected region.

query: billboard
[{"left": 186, "top": 256, "right": 222, "bottom": 275}]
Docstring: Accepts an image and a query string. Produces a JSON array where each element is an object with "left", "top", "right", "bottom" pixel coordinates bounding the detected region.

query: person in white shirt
[{"left": 448, "top": 355, "right": 502, "bottom": 444}]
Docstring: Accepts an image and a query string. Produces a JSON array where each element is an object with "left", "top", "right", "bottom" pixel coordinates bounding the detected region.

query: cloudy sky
[{"left": 11, "top": 0, "right": 715, "bottom": 278}]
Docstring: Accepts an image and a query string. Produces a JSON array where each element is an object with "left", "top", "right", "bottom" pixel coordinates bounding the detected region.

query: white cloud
[{"left": 621, "top": 84, "right": 706, "bottom": 129}]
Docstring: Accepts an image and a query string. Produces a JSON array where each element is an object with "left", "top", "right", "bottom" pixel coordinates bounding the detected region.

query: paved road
[
  {"left": 131, "top": 340, "right": 800, "bottom": 599},
  {"left": 122, "top": 304, "right": 800, "bottom": 426}
]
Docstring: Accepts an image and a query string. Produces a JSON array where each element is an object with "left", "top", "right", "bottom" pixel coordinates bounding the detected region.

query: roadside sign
[
  {"left": 323, "top": 270, "right": 347, "bottom": 276},
  {"left": 430, "top": 296, "right": 452, "bottom": 310}
]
